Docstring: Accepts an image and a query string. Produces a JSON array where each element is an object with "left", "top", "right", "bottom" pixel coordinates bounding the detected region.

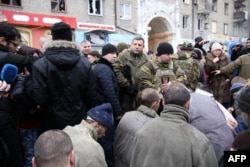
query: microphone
[{"left": 0, "top": 64, "right": 18, "bottom": 84}]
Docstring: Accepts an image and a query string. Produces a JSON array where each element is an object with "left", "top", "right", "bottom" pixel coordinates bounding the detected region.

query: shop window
[
  {"left": 51, "top": 0, "right": 66, "bottom": 12},
  {"left": 183, "top": 15, "right": 188, "bottom": 29},
  {"left": 0, "top": 0, "right": 21, "bottom": 6},
  {"left": 120, "top": 3, "right": 131, "bottom": 20},
  {"left": 89, "top": 0, "right": 103, "bottom": 16}
]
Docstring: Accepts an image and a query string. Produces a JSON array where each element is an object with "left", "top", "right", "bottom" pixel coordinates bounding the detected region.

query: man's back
[
  {"left": 32, "top": 40, "right": 97, "bottom": 131},
  {"left": 114, "top": 105, "right": 158, "bottom": 167},
  {"left": 130, "top": 104, "right": 218, "bottom": 167}
]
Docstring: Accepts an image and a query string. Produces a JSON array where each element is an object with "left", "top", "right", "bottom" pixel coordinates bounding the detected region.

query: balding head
[
  {"left": 33, "top": 130, "right": 74, "bottom": 167},
  {"left": 140, "top": 88, "right": 160, "bottom": 108}
]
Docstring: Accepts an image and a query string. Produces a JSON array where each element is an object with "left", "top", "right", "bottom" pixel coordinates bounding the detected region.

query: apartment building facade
[{"left": 0, "top": 0, "right": 248, "bottom": 52}]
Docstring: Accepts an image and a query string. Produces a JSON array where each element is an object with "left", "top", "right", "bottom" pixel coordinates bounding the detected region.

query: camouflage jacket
[
  {"left": 172, "top": 51, "right": 201, "bottom": 90},
  {"left": 114, "top": 50, "right": 148, "bottom": 91},
  {"left": 139, "top": 58, "right": 185, "bottom": 92}
]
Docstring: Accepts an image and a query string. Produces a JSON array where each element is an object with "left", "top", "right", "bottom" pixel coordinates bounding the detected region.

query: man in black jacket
[
  {"left": 32, "top": 22, "right": 97, "bottom": 132},
  {"left": 0, "top": 24, "right": 38, "bottom": 167}
]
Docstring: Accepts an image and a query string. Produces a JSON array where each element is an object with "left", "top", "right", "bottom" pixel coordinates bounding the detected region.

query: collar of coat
[
  {"left": 137, "top": 105, "right": 159, "bottom": 118},
  {"left": 78, "top": 120, "right": 98, "bottom": 141},
  {"left": 43, "top": 40, "right": 82, "bottom": 55},
  {"left": 161, "top": 104, "right": 190, "bottom": 123}
]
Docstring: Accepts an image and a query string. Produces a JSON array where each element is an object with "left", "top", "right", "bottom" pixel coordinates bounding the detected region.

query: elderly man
[
  {"left": 114, "top": 88, "right": 160, "bottom": 167},
  {"left": 63, "top": 103, "right": 113, "bottom": 167},
  {"left": 130, "top": 82, "right": 218, "bottom": 167}
]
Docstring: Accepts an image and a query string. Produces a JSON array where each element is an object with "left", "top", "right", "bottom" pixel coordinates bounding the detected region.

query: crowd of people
[{"left": 0, "top": 21, "right": 250, "bottom": 167}]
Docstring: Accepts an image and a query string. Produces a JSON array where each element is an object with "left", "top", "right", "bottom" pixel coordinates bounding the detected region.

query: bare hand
[
  {"left": 211, "top": 70, "right": 221, "bottom": 75},
  {"left": 213, "top": 57, "right": 220, "bottom": 63},
  {"left": 0, "top": 80, "right": 11, "bottom": 98},
  {"left": 161, "top": 81, "right": 171, "bottom": 92}
]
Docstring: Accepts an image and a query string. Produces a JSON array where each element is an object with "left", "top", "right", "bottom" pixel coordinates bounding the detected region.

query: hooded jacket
[{"left": 32, "top": 40, "right": 97, "bottom": 131}]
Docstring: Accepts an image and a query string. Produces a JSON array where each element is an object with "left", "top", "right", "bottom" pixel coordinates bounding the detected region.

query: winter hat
[
  {"left": 238, "top": 87, "right": 250, "bottom": 114},
  {"left": 193, "top": 48, "right": 202, "bottom": 59},
  {"left": 116, "top": 42, "right": 129, "bottom": 53},
  {"left": 156, "top": 42, "right": 174, "bottom": 56},
  {"left": 232, "top": 130, "right": 250, "bottom": 151},
  {"left": 87, "top": 103, "right": 114, "bottom": 128},
  {"left": 181, "top": 42, "right": 194, "bottom": 51},
  {"left": 102, "top": 44, "right": 117, "bottom": 56},
  {"left": 230, "top": 82, "right": 244, "bottom": 94},
  {"left": 51, "top": 22, "right": 72, "bottom": 41},
  {"left": 211, "top": 42, "right": 222, "bottom": 52},
  {"left": 88, "top": 50, "right": 101, "bottom": 58},
  {"left": 195, "top": 37, "right": 203, "bottom": 43}
]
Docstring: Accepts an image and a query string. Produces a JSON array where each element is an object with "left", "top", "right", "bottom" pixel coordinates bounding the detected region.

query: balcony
[
  {"left": 197, "top": 4, "right": 212, "bottom": 15},
  {"left": 233, "top": 11, "right": 246, "bottom": 22}
]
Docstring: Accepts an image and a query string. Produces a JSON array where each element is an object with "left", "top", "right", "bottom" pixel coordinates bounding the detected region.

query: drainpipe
[{"left": 114, "top": 0, "right": 138, "bottom": 35}]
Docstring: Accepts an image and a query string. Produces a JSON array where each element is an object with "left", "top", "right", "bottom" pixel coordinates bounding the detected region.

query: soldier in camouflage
[
  {"left": 114, "top": 36, "right": 148, "bottom": 112},
  {"left": 172, "top": 42, "right": 201, "bottom": 91},
  {"left": 139, "top": 42, "right": 185, "bottom": 93}
]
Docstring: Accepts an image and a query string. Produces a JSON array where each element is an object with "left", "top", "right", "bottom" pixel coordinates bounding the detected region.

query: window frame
[
  {"left": 211, "top": 21, "right": 217, "bottom": 33},
  {"left": 88, "top": 0, "right": 103, "bottom": 16},
  {"left": 120, "top": 3, "right": 131, "bottom": 20},
  {"left": 51, "top": 0, "right": 67, "bottom": 12},
  {"left": 224, "top": 23, "right": 228, "bottom": 35},
  {"left": 0, "top": 0, "right": 21, "bottom": 6},
  {"left": 224, "top": 3, "right": 229, "bottom": 15},
  {"left": 198, "top": 19, "right": 204, "bottom": 31},
  {"left": 183, "top": 15, "right": 189, "bottom": 29}
]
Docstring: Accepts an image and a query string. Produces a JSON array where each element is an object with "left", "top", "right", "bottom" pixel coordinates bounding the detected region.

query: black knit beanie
[
  {"left": 193, "top": 48, "right": 202, "bottom": 59},
  {"left": 156, "top": 42, "right": 173, "bottom": 56},
  {"left": 51, "top": 22, "right": 72, "bottom": 41},
  {"left": 102, "top": 44, "right": 117, "bottom": 56},
  {"left": 238, "top": 87, "right": 250, "bottom": 114},
  {"left": 195, "top": 36, "right": 203, "bottom": 43}
]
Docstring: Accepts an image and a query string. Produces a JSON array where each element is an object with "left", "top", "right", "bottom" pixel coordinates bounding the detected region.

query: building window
[
  {"left": 183, "top": 15, "right": 188, "bottom": 29},
  {"left": 183, "top": 0, "right": 190, "bottom": 4},
  {"left": 224, "top": 23, "right": 228, "bottom": 35},
  {"left": 120, "top": 3, "right": 131, "bottom": 20},
  {"left": 212, "top": 0, "right": 217, "bottom": 12},
  {"left": 211, "top": 21, "right": 217, "bottom": 33},
  {"left": 51, "top": 0, "right": 66, "bottom": 12},
  {"left": 89, "top": 0, "right": 103, "bottom": 16},
  {"left": 224, "top": 3, "right": 229, "bottom": 15},
  {"left": 198, "top": 19, "right": 204, "bottom": 31},
  {"left": 0, "top": 0, "right": 21, "bottom": 6}
]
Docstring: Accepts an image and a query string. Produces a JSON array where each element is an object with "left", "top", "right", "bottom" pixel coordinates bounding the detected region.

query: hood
[
  {"left": 44, "top": 40, "right": 82, "bottom": 67},
  {"left": 172, "top": 51, "right": 190, "bottom": 60}
]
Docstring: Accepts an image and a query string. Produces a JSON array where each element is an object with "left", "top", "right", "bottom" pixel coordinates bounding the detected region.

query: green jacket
[
  {"left": 172, "top": 51, "right": 201, "bottom": 90},
  {"left": 220, "top": 53, "right": 250, "bottom": 79},
  {"left": 139, "top": 58, "right": 185, "bottom": 92},
  {"left": 114, "top": 50, "right": 148, "bottom": 91},
  {"left": 130, "top": 104, "right": 218, "bottom": 167}
]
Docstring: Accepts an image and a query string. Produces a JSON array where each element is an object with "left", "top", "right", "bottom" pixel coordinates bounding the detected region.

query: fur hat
[
  {"left": 88, "top": 50, "right": 101, "bottom": 58},
  {"left": 193, "top": 48, "right": 202, "bottom": 59},
  {"left": 238, "top": 87, "right": 250, "bottom": 114},
  {"left": 230, "top": 82, "right": 244, "bottom": 94},
  {"left": 181, "top": 42, "right": 193, "bottom": 51},
  {"left": 156, "top": 42, "right": 173, "bottom": 56},
  {"left": 211, "top": 42, "right": 222, "bottom": 52},
  {"left": 102, "top": 44, "right": 117, "bottom": 56},
  {"left": 232, "top": 130, "right": 250, "bottom": 151},
  {"left": 51, "top": 22, "right": 72, "bottom": 41},
  {"left": 116, "top": 42, "right": 129, "bottom": 53},
  {"left": 195, "top": 37, "right": 203, "bottom": 43},
  {"left": 87, "top": 103, "right": 114, "bottom": 128}
]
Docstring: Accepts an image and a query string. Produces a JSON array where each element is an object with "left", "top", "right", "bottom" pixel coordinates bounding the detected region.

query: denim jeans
[{"left": 19, "top": 129, "right": 38, "bottom": 167}]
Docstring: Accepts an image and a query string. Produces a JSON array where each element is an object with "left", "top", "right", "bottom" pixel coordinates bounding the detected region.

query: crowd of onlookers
[{"left": 0, "top": 21, "right": 250, "bottom": 167}]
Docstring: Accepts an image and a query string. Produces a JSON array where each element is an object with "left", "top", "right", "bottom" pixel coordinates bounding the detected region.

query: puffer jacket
[
  {"left": 32, "top": 40, "right": 97, "bottom": 131},
  {"left": 130, "top": 104, "right": 218, "bottom": 167}
]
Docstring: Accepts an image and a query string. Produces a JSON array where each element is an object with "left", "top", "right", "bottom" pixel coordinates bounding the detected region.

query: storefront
[{"left": 0, "top": 10, "right": 76, "bottom": 48}]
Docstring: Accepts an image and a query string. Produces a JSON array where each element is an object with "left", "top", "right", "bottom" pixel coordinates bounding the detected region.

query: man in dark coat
[
  {"left": 32, "top": 22, "right": 97, "bottom": 132},
  {"left": 93, "top": 43, "right": 122, "bottom": 167}
]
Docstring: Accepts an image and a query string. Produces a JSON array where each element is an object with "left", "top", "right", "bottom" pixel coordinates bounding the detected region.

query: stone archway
[{"left": 148, "top": 17, "right": 173, "bottom": 53}]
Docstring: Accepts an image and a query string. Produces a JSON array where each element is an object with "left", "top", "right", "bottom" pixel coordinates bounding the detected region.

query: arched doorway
[{"left": 148, "top": 17, "right": 173, "bottom": 53}]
